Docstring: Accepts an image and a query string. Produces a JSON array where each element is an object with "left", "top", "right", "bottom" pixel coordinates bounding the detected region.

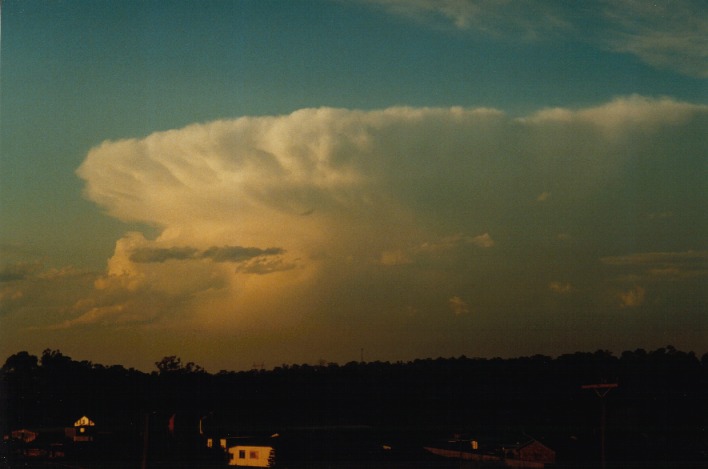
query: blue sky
[{"left": 1, "top": 0, "right": 706, "bottom": 371}]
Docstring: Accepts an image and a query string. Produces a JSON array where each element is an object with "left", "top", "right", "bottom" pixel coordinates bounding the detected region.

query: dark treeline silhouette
[{"left": 1, "top": 346, "right": 707, "bottom": 465}]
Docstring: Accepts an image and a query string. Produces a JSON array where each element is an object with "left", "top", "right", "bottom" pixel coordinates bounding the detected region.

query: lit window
[{"left": 250, "top": 451, "right": 258, "bottom": 459}]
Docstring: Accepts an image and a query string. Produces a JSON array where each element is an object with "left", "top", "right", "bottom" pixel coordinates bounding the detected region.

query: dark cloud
[
  {"left": 130, "top": 245, "right": 285, "bottom": 264},
  {"left": 129, "top": 247, "right": 199, "bottom": 263},
  {"left": 0, "top": 262, "right": 42, "bottom": 282},
  {"left": 201, "top": 246, "right": 285, "bottom": 262}
]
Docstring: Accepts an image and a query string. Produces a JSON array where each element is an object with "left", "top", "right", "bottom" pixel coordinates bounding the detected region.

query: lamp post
[{"left": 581, "top": 383, "right": 618, "bottom": 469}]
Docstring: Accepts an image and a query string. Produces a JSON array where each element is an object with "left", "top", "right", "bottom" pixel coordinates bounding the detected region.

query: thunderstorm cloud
[
  {"left": 3, "top": 96, "right": 700, "bottom": 362},
  {"left": 71, "top": 98, "right": 708, "bottom": 333}
]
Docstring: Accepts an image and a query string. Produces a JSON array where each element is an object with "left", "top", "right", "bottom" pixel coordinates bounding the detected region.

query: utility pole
[
  {"left": 581, "top": 383, "right": 618, "bottom": 469},
  {"left": 141, "top": 412, "right": 150, "bottom": 469}
]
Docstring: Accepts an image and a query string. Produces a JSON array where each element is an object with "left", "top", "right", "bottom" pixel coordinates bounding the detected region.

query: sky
[{"left": 1, "top": 0, "right": 706, "bottom": 372}]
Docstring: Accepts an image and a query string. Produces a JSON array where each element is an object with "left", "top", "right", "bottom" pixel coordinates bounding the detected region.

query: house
[
  {"left": 9, "top": 429, "right": 37, "bottom": 443},
  {"left": 216, "top": 426, "right": 384, "bottom": 467},
  {"left": 72, "top": 415, "right": 96, "bottom": 442},
  {"left": 6, "top": 427, "right": 66, "bottom": 459},
  {"left": 424, "top": 435, "right": 556, "bottom": 468},
  {"left": 73, "top": 415, "right": 95, "bottom": 427},
  {"left": 227, "top": 444, "right": 275, "bottom": 467},
  {"left": 501, "top": 439, "right": 556, "bottom": 468}
]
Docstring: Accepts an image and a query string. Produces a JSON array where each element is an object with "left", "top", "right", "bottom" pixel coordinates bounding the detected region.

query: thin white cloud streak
[
  {"left": 522, "top": 95, "right": 704, "bottom": 129},
  {"left": 549, "top": 281, "right": 573, "bottom": 294},
  {"left": 448, "top": 296, "right": 470, "bottom": 315},
  {"left": 363, "top": 0, "right": 708, "bottom": 77},
  {"left": 377, "top": 232, "right": 493, "bottom": 266},
  {"left": 601, "top": 251, "right": 708, "bottom": 267},
  {"left": 601, "top": 251, "right": 708, "bottom": 280},
  {"left": 363, "top": 0, "right": 573, "bottom": 39},
  {"left": 58, "top": 96, "right": 708, "bottom": 332},
  {"left": 602, "top": 0, "right": 708, "bottom": 78}
]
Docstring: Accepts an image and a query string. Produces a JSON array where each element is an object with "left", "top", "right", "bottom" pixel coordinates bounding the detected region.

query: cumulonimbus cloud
[{"left": 66, "top": 96, "right": 708, "bottom": 329}]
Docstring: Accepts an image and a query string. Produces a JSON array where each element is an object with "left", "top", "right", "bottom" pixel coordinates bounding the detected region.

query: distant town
[{"left": 2, "top": 346, "right": 707, "bottom": 468}]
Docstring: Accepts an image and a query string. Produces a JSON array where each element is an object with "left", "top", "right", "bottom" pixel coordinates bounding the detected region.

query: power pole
[
  {"left": 581, "top": 383, "right": 618, "bottom": 469},
  {"left": 141, "top": 412, "right": 150, "bottom": 469}
]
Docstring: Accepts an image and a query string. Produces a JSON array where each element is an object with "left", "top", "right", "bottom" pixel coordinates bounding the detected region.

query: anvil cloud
[{"left": 9, "top": 96, "right": 688, "bottom": 367}]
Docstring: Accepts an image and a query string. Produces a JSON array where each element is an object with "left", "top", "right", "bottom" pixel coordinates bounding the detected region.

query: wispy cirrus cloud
[
  {"left": 363, "top": 0, "right": 573, "bottom": 39},
  {"left": 602, "top": 0, "right": 708, "bottom": 78},
  {"left": 364, "top": 0, "right": 708, "bottom": 77}
]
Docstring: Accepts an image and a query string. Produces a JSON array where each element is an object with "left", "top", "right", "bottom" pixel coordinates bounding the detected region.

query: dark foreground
[
  {"left": 3, "top": 348, "right": 707, "bottom": 469},
  {"left": 6, "top": 460, "right": 708, "bottom": 469}
]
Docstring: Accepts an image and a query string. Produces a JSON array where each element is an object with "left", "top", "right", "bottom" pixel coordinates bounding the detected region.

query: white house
[{"left": 227, "top": 444, "right": 275, "bottom": 467}]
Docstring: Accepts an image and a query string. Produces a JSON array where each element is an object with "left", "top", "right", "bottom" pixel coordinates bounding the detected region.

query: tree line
[{"left": 1, "top": 346, "right": 707, "bottom": 464}]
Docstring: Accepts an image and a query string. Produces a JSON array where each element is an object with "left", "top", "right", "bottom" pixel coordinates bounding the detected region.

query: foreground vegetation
[{"left": 2, "top": 346, "right": 707, "bottom": 466}]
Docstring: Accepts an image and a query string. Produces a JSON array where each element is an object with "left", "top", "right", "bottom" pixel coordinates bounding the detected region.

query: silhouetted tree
[
  {"left": 1, "top": 351, "right": 40, "bottom": 429},
  {"left": 155, "top": 355, "right": 183, "bottom": 374},
  {"left": 2, "top": 346, "right": 707, "bottom": 464}
]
